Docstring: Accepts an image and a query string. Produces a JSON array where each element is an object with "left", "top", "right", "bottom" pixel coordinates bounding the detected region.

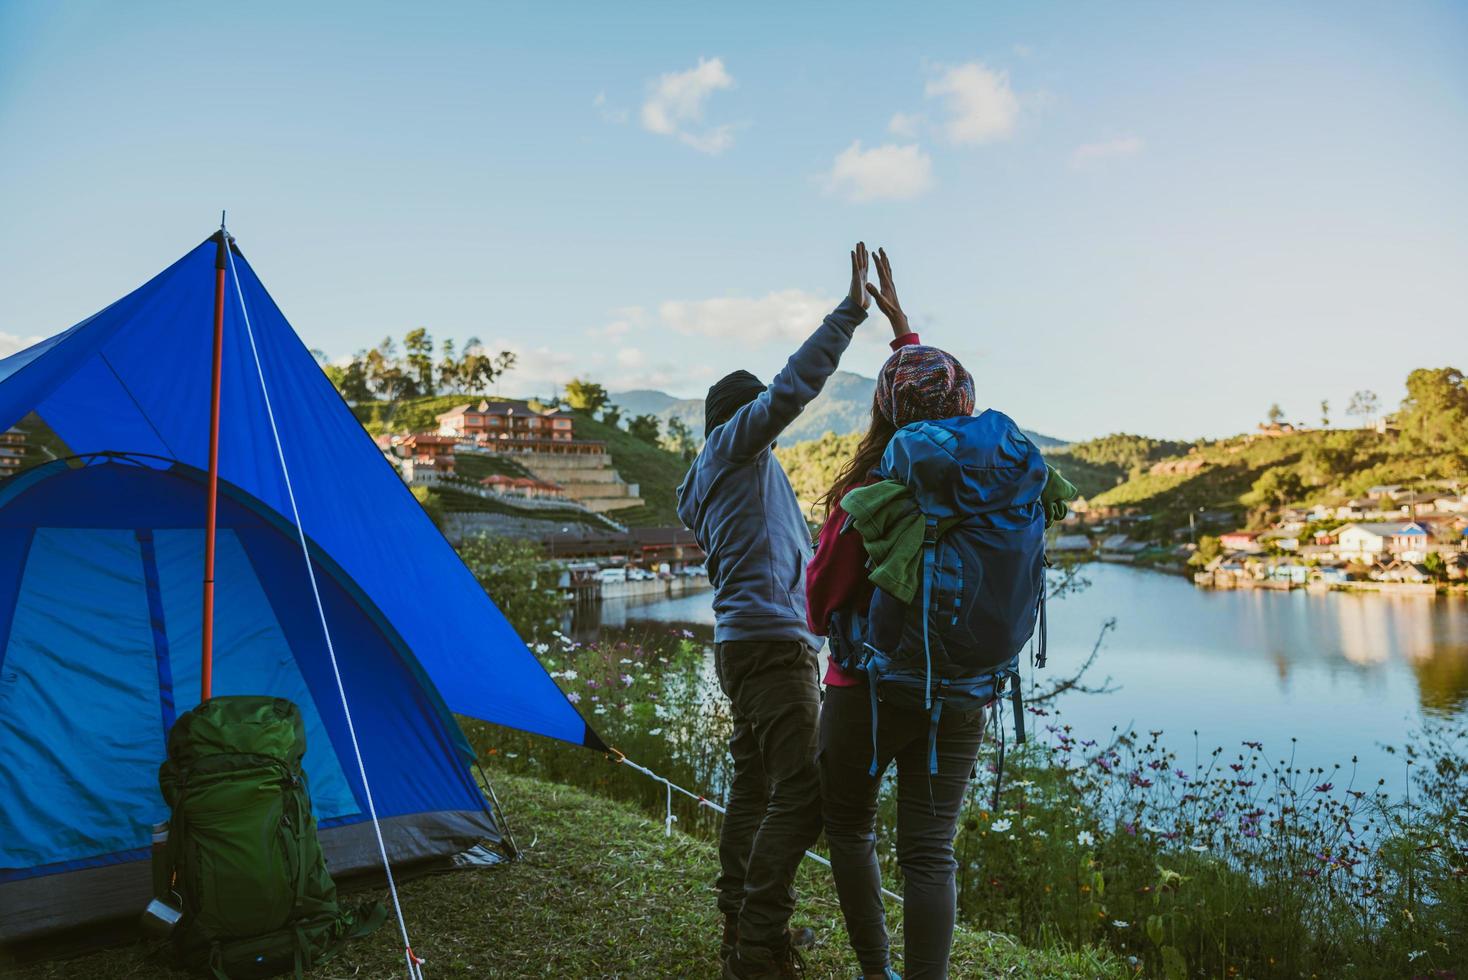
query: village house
[
  {"left": 397, "top": 433, "right": 459, "bottom": 475},
  {"left": 1333, "top": 498, "right": 1382, "bottom": 520},
  {"left": 1375, "top": 560, "right": 1431, "bottom": 584},
  {"left": 435, "top": 399, "right": 596, "bottom": 453},
  {"left": 480, "top": 474, "right": 566, "bottom": 500},
  {"left": 1392, "top": 491, "right": 1442, "bottom": 515},
  {"left": 1219, "top": 530, "right": 1264, "bottom": 553},
  {"left": 1366, "top": 484, "right": 1403, "bottom": 500},
  {"left": 0, "top": 426, "right": 25, "bottom": 474},
  {"left": 1258, "top": 528, "right": 1300, "bottom": 551},
  {"left": 1433, "top": 494, "right": 1468, "bottom": 514},
  {"left": 1050, "top": 533, "right": 1092, "bottom": 553},
  {"left": 1335, "top": 521, "right": 1430, "bottom": 563}
]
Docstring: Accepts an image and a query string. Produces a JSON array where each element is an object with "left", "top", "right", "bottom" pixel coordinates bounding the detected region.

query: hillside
[
  {"left": 1083, "top": 426, "right": 1464, "bottom": 539},
  {"left": 566, "top": 410, "right": 689, "bottom": 527},
  {"left": 614, "top": 372, "right": 1068, "bottom": 448},
  {"left": 349, "top": 395, "right": 689, "bottom": 527}
]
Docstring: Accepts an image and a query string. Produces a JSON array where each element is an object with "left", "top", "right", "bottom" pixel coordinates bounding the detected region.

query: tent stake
[{"left": 201, "top": 214, "right": 228, "bottom": 702}]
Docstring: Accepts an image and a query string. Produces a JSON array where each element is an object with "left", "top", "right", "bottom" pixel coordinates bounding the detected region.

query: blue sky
[{"left": 1, "top": 1, "right": 1464, "bottom": 440}]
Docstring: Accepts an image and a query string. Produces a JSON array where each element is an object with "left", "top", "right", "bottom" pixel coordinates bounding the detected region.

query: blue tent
[{"left": 0, "top": 234, "right": 598, "bottom": 942}]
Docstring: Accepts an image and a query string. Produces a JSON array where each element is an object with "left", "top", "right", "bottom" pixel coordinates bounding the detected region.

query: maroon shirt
[{"left": 806, "top": 332, "right": 921, "bottom": 686}]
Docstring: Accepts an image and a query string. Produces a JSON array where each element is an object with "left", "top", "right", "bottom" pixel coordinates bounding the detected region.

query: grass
[
  {"left": 452, "top": 452, "right": 534, "bottom": 482},
  {"left": 13, "top": 774, "right": 1126, "bottom": 980},
  {"left": 432, "top": 485, "right": 609, "bottom": 530}
]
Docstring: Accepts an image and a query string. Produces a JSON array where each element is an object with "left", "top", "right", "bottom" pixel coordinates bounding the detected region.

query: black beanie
[{"left": 704, "top": 370, "right": 766, "bottom": 437}]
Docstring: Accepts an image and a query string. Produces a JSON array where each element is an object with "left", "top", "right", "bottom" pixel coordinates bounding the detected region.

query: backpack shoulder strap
[{"left": 920, "top": 517, "right": 938, "bottom": 710}]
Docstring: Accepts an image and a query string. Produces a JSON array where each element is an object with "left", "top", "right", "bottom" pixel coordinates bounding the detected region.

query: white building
[{"left": 1335, "top": 522, "right": 1430, "bottom": 562}]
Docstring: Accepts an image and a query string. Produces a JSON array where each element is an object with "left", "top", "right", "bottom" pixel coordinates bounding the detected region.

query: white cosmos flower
[
  {"left": 991, "top": 819, "right": 1013, "bottom": 833},
  {"left": 1076, "top": 830, "right": 1096, "bottom": 846}
]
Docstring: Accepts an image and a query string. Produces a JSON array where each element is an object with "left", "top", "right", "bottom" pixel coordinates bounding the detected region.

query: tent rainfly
[{"left": 0, "top": 233, "right": 600, "bottom": 945}]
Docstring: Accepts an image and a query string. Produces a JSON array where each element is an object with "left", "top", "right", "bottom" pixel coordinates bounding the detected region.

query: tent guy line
[
  {"left": 226, "top": 240, "right": 425, "bottom": 980},
  {"left": 607, "top": 748, "right": 904, "bottom": 905}
]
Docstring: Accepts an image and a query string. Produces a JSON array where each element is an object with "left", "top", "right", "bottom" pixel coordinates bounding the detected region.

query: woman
[{"left": 806, "top": 248, "right": 987, "bottom": 980}]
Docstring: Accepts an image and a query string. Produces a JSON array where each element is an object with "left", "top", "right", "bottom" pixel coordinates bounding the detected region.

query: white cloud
[
  {"left": 1071, "top": 135, "right": 1144, "bottom": 168},
  {"left": 640, "top": 57, "right": 736, "bottom": 154},
  {"left": 660, "top": 289, "right": 838, "bottom": 345},
  {"left": 924, "top": 62, "right": 1019, "bottom": 145},
  {"left": 0, "top": 332, "right": 42, "bottom": 359},
  {"left": 587, "top": 306, "right": 647, "bottom": 340},
  {"left": 824, "top": 141, "right": 934, "bottom": 202},
  {"left": 888, "top": 111, "right": 923, "bottom": 138},
  {"left": 593, "top": 91, "right": 629, "bottom": 125}
]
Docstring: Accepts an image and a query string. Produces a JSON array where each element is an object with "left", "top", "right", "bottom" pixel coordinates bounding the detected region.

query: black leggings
[{"left": 818, "top": 684, "right": 984, "bottom": 980}]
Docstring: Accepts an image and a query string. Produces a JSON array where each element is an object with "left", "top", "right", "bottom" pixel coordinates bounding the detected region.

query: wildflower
[
  {"left": 1124, "top": 822, "right": 1137, "bottom": 836},
  {"left": 680, "top": 629, "right": 695, "bottom": 639},
  {"left": 534, "top": 643, "right": 550, "bottom": 655},
  {"left": 1314, "top": 782, "right": 1334, "bottom": 793},
  {"left": 586, "top": 678, "right": 599, "bottom": 689},
  {"left": 1113, "top": 920, "right": 1129, "bottom": 929},
  {"left": 648, "top": 727, "right": 664, "bottom": 736},
  {"left": 1174, "top": 769, "right": 1189, "bottom": 780},
  {"left": 991, "top": 818, "right": 1013, "bottom": 833},
  {"left": 621, "top": 674, "right": 634, "bottom": 687},
  {"left": 561, "top": 669, "right": 579, "bottom": 681},
  {"left": 506, "top": 752, "right": 519, "bottom": 759},
  {"left": 1189, "top": 843, "right": 1207, "bottom": 852},
  {"left": 619, "top": 658, "right": 633, "bottom": 665},
  {"left": 1076, "top": 830, "right": 1096, "bottom": 847},
  {"left": 566, "top": 692, "right": 581, "bottom": 704}
]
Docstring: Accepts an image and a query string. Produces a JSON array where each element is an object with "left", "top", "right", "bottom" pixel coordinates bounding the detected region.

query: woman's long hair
[{"left": 818, "top": 394, "right": 897, "bottom": 517}]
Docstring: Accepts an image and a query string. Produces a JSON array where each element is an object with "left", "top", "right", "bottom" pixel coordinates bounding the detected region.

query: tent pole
[{"left": 201, "top": 214, "right": 228, "bottom": 703}]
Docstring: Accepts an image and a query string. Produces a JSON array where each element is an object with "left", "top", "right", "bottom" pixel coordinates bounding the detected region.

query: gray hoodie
[{"left": 676, "top": 297, "right": 867, "bottom": 649}]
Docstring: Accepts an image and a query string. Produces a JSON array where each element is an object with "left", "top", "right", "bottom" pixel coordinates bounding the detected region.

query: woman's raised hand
[
  {"left": 866, "top": 247, "right": 910, "bottom": 338},
  {"left": 849, "top": 242, "right": 871, "bottom": 310}
]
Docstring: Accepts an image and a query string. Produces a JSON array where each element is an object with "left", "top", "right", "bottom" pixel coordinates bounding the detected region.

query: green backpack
[{"left": 155, "top": 696, "right": 386, "bottom": 979}]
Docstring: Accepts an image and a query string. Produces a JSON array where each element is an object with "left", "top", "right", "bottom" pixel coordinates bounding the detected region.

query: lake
[{"left": 570, "top": 563, "right": 1468, "bottom": 796}]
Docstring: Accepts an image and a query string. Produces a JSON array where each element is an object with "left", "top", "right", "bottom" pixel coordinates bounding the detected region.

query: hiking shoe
[
  {"left": 720, "top": 919, "right": 816, "bottom": 962},
  {"left": 856, "top": 970, "right": 900, "bottom": 980},
  {"left": 723, "top": 938, "right": 806, "bottom": 979}
]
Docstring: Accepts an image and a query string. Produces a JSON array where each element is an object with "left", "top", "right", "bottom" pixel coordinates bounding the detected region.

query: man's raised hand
[
  {"left": 866, "top": 247, "right": 910, "bottom": 338},
  {"left": 849, "top": 242, "right": 871, "bottom": 310}
]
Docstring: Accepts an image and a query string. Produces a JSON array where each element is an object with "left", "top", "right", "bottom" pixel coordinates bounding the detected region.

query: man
[{"left": 676, "top": 243, "right": 870, "bottom": 980}]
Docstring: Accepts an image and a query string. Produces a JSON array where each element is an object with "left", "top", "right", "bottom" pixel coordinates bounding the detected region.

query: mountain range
[{"left": 611, "top": 371, "right": 1068, "bottom": 447}]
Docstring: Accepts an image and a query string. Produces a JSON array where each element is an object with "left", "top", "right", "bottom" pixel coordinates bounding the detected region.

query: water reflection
[{"left": 568, "top": 565, "right": 1468, "bottom": 793}]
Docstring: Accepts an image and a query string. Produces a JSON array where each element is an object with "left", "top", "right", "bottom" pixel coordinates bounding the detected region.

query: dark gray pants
[
  {"left": 714, "top": 640, "right": 824, "bottom": 948},
  {"left": 818, "top": 684, "right": 985, "bottom": 980}
]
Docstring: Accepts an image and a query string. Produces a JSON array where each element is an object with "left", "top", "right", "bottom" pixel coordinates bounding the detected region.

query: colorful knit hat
[{"left": 875, "top": 345, "right": 975, "bottom": 428}]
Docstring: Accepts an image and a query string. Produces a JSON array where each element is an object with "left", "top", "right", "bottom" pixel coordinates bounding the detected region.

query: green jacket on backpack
[{"left": 156, "top": 696, "right": 384, "bottom": 980}]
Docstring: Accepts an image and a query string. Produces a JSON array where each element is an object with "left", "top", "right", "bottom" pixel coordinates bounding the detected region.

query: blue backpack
[{"left": 828, "top": 411, "right": 1049, "bottom": 782}]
